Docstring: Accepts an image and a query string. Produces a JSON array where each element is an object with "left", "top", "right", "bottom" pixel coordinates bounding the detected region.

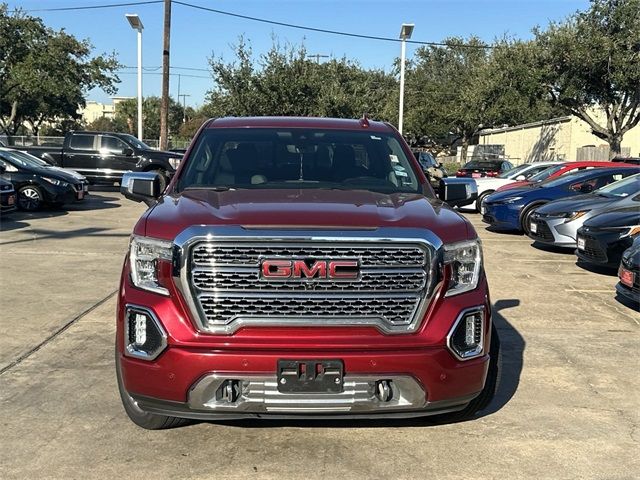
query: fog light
[
  {"left": 124, "top": 305, "right": 167, "bottom": 360},
  {"left": 447, "top": 307, "right": 485, "bottom": 361}
]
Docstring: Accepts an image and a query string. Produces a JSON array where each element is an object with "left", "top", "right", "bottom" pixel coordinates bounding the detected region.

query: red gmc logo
[{"left": 261, "top": 259, "right": 359, "bottom": 280}]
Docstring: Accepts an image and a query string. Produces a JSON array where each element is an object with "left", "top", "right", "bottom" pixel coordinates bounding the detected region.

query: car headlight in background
[
  {"left": 563, "top": 210, "right": 590, "bottom": 223},
  {"left": 168, "top": 157, "right": 182, "bottom": 169},
  {"left": 129, "top": 236, "right": 173, "bottom": 295},
  {"left": 600, "top": 225, "right": 640, "bottom": 237},
  {"left": 42, "top": 177, "right": 69, "bottom": 187},
  {"left": 443, "top": 239, "right": 483, "bottom": 296}
]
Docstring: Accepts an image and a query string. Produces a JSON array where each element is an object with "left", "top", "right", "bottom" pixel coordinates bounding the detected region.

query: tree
[
  {"left": 114, "top": 96, "right": 183, "bottom": 140},
  {"left": 204, "top": 38, "right": 396, "bottom": 122},
  {"left": 86, "top": 116, "right": 125, "bottom": 132},
  {"left": 535, "top": 0, "right": 640, "bottom": 158},
  {"left": 0, "top": 4, "right": 120, "bottom": 135}
]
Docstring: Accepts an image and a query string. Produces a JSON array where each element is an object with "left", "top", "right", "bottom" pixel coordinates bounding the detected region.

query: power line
[
  {"left": 14, "top": 1, "right": 162, "bottom": 13},
  {"left": 172, "top": 1, "right": 495, "bottom": 49},
  {"left": 122, "top": 65, "right": 210, "bottom": 72},
  {"left": 115, "top": 70, "right": 209, "bottom": 79}
]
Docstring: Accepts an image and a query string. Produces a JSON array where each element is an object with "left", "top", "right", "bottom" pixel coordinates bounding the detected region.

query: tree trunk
[
  {"left": 608, "top": 135, "right": 622, "bottom": 159},
  {"left": 460, "top": 136, "right": 469, "bottom": 162}
]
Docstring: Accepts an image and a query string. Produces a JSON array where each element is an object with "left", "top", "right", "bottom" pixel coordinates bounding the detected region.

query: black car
[
  {"left": 0, "top": 176, "right": 17, "bottom": 214},
  {"left": 455, "top": 159, "right": 514, "bottom": 178},
  {"left": 0, "top": 148, "right": 89, "bottom": 211},
  {"left": 575, "top": 206, "right": 640, "bottom": 268},
  {"left": 616, "top": 237, "right": 640, "bottom": 307}
]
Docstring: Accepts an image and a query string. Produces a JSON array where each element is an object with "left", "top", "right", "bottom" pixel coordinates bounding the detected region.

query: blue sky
[{"left": 9, "top": 0, "right": 589, "bottom": 108}]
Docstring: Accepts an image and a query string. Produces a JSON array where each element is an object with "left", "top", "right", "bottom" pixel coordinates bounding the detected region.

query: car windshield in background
[
  {"left": 0, "top": 149, "right": 49, "bottom": 168},
  {"left": 528, "top": 164, "right": 564, "bottom": 182},
  {"left": 463, "top": 161, "right": 501, "bottom": 170},
  {"left": 497, "top": 163, "right": 529, "bottom": 179},
  {"left": 595, "top": 173, "right": 640, "bottom": 197},
  {"left": 119, "top": 134, "right": 150, "bottom": 150},
  {"left": 178, "top": 128, "right": 421, "bottom": 194}
]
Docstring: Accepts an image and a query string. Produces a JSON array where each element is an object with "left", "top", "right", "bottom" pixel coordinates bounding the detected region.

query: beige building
[
  {"left": 78, "top": 97, "right": 133, "bottom": 124},
  {"left": 478, "top": 113, "right": 640, "bottom": 164}
]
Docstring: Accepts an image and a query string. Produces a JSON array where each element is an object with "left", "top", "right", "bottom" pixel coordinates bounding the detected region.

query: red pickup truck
[{"left": 116, "top": 116, "right": 499, "bottom": 429}]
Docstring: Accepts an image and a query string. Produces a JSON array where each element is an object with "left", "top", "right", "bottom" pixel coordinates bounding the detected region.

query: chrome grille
[
  {"left": 192, "top": 243, "right": 426, "bottom": 267},
  {"left": 192, "top": 268, "right": 427, "bottom": 292},
  {"left": 185, "top": 239, "right": 435, "bottom": 334}
]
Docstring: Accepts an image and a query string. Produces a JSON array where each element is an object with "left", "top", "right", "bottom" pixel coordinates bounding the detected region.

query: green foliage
[
  {"left": 114, "top": 96, "right": 183, "bottom": 140},
  {"left": 204, "top": 38, "right": 396, "bottom": 122},
  {"left": 0, "top": 4, "right": 120, "bottom": 135},
  {"left": 535, "top": 0, "right": 640, "bottom": 156}
]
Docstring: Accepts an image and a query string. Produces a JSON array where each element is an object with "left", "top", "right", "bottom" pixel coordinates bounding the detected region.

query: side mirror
[
  {"left": 515, "top": 174, "right": 526, "bottom": 181},
  {"left": 121, "top": 172, "right": 161, "bottom": 206},
  {"left": 438, "top": 177, "right": 478, "bottom": 208},
  {"left": 580, "top": 183, "right": 594, "bottom": 193},
  {"left": 122, "top": 147, "right": 134, "bottom": 157}
]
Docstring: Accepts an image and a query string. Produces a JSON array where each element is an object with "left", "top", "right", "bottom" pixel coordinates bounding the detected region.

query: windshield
[
  {"left": 0, "top": 149, "right": 50, "bottom": 168},
  {"left": 528, "top": 164, "right": 565, "bottom": 182},
  {"left": 498, "top": 163, "right": 529, "bottom": 179},
  {"left": 119, "top": 134, "right": 150, "bottom": 150},
  {"left": 178, "top": 128, "right": 421, "bottom": 194},
  {"left": 595, "top": 173, "right": 640, "bottom": 197}
]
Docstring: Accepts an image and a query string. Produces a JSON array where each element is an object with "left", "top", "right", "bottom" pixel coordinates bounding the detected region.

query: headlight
[
  {"left": 503, "top": 196, "right": 523, "bottom": 204},
  {"left": 601, "top": 225, "right": 640, "bottom": 237},
  {"left": 563, "top": 210, "right": 589, "bottom": 223},
  {"left": 443, "top": 239, "right": 483, "bottom": 296},
  {"left": 168, "top": 157, "right": 182, "bottom": 169},
  {"left": 42, "top": 177, "right": 68, "bottom": 187},
  {"left": 129, "top": 236, "right": 173, "bottom": 295}
]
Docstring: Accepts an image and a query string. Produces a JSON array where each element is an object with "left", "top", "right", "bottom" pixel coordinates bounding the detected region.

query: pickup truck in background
[{"left": 21, "top": 131, "right": 183, "bottom": 188}]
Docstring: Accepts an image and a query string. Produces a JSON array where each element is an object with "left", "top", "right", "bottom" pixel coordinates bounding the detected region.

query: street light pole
[
  {"left": 125, "top": 14, "right": 144, "bottom": 140},
  {"left": 398, "top": 23, "right": 414, "bottom": 136}
]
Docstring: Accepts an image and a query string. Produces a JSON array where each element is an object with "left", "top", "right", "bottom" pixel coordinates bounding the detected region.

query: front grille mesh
[
  {"left": 580, "top": 234, "right": 607, "bottom": 263},
  {"left": 530, "top": 220, "right": 554, "bottom": 241},
  {"left": 187, "top": 240, "right": 432, "bottom": 333}
]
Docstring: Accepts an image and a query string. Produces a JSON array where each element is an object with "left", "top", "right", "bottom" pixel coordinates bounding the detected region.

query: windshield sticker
[
  {"left": 370, "top": 135, "right": 381, "bottom": 140},
  {"left": 389, "top": 154, "right": 399, "bottom": 163}
]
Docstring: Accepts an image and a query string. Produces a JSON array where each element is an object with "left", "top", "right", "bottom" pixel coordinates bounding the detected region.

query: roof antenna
[{"left": 360, "top": 113, "right": 370, "bottom": 128}]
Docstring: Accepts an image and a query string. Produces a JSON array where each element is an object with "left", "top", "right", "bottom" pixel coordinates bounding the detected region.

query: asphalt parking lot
[{"left": 1, "top": 191, "right": 638, "bottom": 480}]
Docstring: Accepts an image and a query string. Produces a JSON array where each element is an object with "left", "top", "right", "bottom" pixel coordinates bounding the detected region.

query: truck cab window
[{"left": 69, "top": 134, "right": 97, "bottom": 151}]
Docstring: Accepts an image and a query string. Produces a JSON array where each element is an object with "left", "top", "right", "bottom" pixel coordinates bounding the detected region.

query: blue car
[{"left": 481, "top": 166, "right": 640, "bottom": 232}]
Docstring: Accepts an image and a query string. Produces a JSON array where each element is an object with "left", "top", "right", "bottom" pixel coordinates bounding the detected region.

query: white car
[{"left": 470, "top": 161, "right": 562, "bottom": 211}]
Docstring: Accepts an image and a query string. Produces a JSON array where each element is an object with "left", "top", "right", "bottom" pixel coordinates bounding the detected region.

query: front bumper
[
  {"left": 481, "top": 202, "right": 522, "bottom": 230},
  {"left": 528, "top": 215, "right": 579, "bottom": 247},
  {"left": 0, "top": 190, "right": 17, "bottom": 213},
  {"left": 575, "top": 230, "right": 634, "bottom": 268},
  {"left": 117, "top": 266, "right": 492, "bottom": 418}
]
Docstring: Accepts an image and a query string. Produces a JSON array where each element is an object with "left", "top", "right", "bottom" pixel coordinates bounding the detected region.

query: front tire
[
  {"left": 150, "top": 169, "right": 168, "bottom": 193},
  {"left": 520, "top": 203, "right": 544, "bottom": 234},
  {"left": 18, "top": 185, "right": 44, "bottom": 211},
  {"left": 475, "top": 191, "right": 493, "bottom": 212},
  {"left": 115, "top": 348, "right": 189, "bottom": 430}
]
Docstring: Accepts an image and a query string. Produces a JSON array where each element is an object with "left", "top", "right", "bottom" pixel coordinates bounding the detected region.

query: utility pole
[
  {"left": 307, "top": 54, "right": 329, "bottom": 63},
  {"left": 179, "top": 94, "right": 190, "bottom": 123},
  {"left": 159, "top": 0, "right": 171, "bottom": 150}
]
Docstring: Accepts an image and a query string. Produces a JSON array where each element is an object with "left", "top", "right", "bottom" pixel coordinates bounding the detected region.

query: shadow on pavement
[
  {"left": 530, "top": 241, "right": 575, "bottom": 255},
  {"left": 192, "top": 299, "right": 525, "bottom": 430},
  {"left": 575, "top": 259, "right": 618, "bottom": 277},
  {"left": 0, "top": 226, "right": 130, "bottom": 245}
]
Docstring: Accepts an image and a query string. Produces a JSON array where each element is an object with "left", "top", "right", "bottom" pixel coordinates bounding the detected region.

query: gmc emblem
[{"left": 261, "top": 259, "right": 359, "bottom": 280}]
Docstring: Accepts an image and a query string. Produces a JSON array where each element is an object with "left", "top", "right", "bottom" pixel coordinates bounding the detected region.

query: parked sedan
[
  {"left": 615, "top": 237, "right": 640, "bottom": 307},
  {"left": 574, "top": 206, "right": 640, "bottom": 268},
  {"left": 463, "top": 161, "right": 561, "bottom": 211},
  {"left": 0, "top": 147, "right": 89, "bottom": 211},
  {"left": 0, "top": 175, "right": 17, "bottom": 214},
  {"left": 527, "top": 173, "right": 640, "bottom": 247},
  {"left": 481, "top": 167, "right": 640, "bottom": 232},
  {"left": 455, "top": 159, "right": 514, "bottom": 178},
  {"left": 495, "top": 161, "right": 631, "bottom": 192}
]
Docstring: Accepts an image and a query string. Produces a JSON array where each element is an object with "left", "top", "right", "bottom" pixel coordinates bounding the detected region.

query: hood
[
  {"left": 44, "top": 166, "right": 86, "bottom": 181},
  {"left": 26, "top": 164, "right": 81, "bottom": 183},
  {"left": 536, "top": 193, "right": 614, "bottom": 215},
  {"left": 484, "top": 185, "right": 537, "bottom": 203},
  {"left": 583, "top": 206, "right": 640, "bottom": 229},
  {"left": 497, "top": 180, "right": 532, "bottom": 191},
  {"left": 144, "top": 149, "right": 183, "bottom": 160},
  {"left": 141, "top": 188, "right": 471, "bottom": 244}
]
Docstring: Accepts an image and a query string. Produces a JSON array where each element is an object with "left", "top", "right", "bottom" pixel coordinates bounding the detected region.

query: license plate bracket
[
  {"left": 530, "top": 221, "right": 537, "bottom": 233},
  {"left": 277, "top": 359, "right": 343, "bottom": 394},
  {"left": 577, "top": 237, "right": 585, "bottom": 250}
]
